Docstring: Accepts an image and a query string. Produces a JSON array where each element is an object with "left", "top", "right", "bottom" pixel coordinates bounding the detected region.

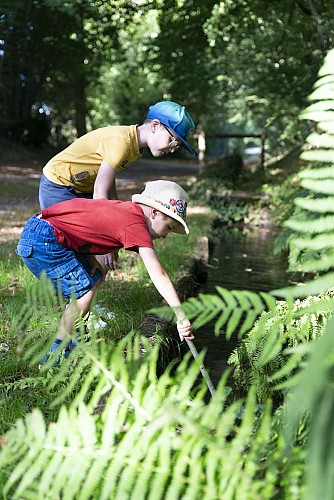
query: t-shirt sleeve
[{"left": 118, "top": 223, "right": 154, "bottom": 252}]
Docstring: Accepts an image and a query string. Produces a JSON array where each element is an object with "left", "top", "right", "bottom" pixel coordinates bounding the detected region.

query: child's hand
[
  {"left": 87, "top": 256, "right": 107, "bottom": 280},
  {"left": 176, "top": 318, "right": 194, "bottom": 342},
  {"left": 101, "top": 250, "right": 119, "bottom": 271}
]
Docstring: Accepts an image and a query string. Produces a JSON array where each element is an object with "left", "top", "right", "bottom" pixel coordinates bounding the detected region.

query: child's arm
[
  {"left": 94, "top": 160, "right": 118, "bottom": 270},
  {"left": 93, "top": 160, "right": 117, "bottom": 200},
  {"left": 138, "top": 247, "right": 193, "bottom": 341}
]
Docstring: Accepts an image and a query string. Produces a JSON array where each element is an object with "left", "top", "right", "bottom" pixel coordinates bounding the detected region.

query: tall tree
[
  {"left": 203, "top": 0, "right": 334, "bottom": 147},
  {"left": 0, "top": 0, "right": 139, "bottom": 143},
  {"left": 153, "top": 0, "right": 218, "bottom": 122}
]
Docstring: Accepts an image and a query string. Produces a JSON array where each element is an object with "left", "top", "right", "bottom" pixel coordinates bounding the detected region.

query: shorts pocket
[
  {"left": 47, "top": 262, "right": 92, "bottom": 298},
  {"left": 16, "top": 243, "right": 33, "bottom": 258}
]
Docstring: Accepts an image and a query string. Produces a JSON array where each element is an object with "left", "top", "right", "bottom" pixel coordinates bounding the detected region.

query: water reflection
[{"left": 195, "top": 227, "right": 295, "bottom": 388}]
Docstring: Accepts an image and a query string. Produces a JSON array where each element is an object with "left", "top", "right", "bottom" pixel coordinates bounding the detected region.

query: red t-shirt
[{"left": 41, "top": 199, "right": 153, "bottom": 254}]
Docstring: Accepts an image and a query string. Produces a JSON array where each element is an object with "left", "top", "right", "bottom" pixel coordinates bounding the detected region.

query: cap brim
[
  {"left": 179, "top": 137, "right": 197, "bottom": 156},
  {"left": 132, "top": 195, "right": 189, "bottom": 235},
  {"left": 154, "top": 117, "right": 197, "bottom": 156}
]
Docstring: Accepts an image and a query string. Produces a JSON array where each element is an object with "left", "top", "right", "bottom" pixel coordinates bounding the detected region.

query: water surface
[{"left": 195, "top": 227, "right": 297, "bottom": 388}]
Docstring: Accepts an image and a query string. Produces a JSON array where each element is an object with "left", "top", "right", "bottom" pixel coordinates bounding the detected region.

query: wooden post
[
  {"left": 261, "top": 127, "right": 267, "bottom": 171},
  {"left": 198, "top": 127, "right": 206, "bottom": 174}
]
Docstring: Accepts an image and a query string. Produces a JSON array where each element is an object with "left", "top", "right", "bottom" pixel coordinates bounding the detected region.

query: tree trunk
[{"left": 74, "top": 78, "right": 87, "bottom": 137}]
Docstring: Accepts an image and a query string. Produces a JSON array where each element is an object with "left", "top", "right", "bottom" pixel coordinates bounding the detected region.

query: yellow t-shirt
[{"left": 43, "top": 125, "right": 142, "bottom": 193}]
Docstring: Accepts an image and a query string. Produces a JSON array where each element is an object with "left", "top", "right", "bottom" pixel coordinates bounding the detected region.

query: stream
[{"left": 195, "top": 226, "right": 297, "bottom": 388}]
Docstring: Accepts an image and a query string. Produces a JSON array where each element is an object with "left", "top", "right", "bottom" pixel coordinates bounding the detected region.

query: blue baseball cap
[{"left": 147, "top": 101, "right": 197, "bottom": 156}]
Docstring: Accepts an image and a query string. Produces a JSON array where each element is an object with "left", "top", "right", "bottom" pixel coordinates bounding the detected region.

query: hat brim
[
  {"left": 161, "top": 121, "right": 197, "bottom": 156},
  {"left": 178, "top": 136, "right": 197, "bottom": 156},
  {"left": 132, "top": 194, "right": 189, "bottom": 235}
]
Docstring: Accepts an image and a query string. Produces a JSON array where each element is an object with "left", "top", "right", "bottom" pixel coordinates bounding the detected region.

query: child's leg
[
  {"left": 40, "top": 281, "right": 101, "bottom": 365},
  {"left": 56, "top": 282, "right": 100, "bottom": 340},
  {"left": 16, "top": 217, "right": 104, "bottom": 364}
]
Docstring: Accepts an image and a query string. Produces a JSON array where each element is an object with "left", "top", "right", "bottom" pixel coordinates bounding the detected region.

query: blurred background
[{"left": 1, "top": 0, "right": 333, "bottom": 164}]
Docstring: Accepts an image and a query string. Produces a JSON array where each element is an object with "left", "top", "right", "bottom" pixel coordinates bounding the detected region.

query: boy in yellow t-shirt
[
  {"left": 39, "top": 101, "right": 196, "bottom": 209},
  {"left": 39, "top": 101, "right": 196, "bottom": 271}
]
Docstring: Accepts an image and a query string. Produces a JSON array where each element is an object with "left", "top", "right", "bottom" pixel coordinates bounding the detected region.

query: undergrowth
[
  {"left": 2, "top": 49, "right": 334, "bottom": 498},
  {"left": 0, "top": 210, "right": 210, "bottom": 435}
]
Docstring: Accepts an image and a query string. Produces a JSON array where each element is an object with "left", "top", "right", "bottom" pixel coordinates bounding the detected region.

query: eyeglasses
[{"left": 162, "top": 124, "right": 180, "bottom": 150}]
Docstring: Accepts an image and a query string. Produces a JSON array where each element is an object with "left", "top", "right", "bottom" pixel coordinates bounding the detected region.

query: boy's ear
[
  {"left": 150, "top": 207, "right": 159, "bottom": 219},
  {"left": 150, "top": 119, "right": 161, "bottom": 133}
]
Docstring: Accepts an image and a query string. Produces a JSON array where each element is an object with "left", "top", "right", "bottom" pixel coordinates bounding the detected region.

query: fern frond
[
  {"left": 285, "top": 214, "right": 334, "bottom": 233},
  {"left": 229, "top": 291, "right": 332, "bottom": 403},
  {"left": 273, "top": 272, "right": 334, "bottom": 298},
  {"left": 299, "top": 165, "right": 334, "bottom": 178},
  {"left": 299, "top": 178, "right": 334, "bottom": 194},
  {"left": 151, "top": 287, "right": 277, "bottom": 344},
  {"left": 291, "top": 233, "right": 334, "bottom": 251},
  {"left": 283, "top": 316, "right": 334, "bottom": 500},
  {"left": 295, "top": 196, "right": 334, "bottom": 212},
  {"left": 2, "top": 324, "right": 305, "bottom": 499},
  {"left": 189, "top": 287, "right": 276, "bottom": 339}
]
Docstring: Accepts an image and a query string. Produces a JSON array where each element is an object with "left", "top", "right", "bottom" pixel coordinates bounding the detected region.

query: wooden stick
[{"left": 185, "top": 339, "right": 216, "bottom": 396}]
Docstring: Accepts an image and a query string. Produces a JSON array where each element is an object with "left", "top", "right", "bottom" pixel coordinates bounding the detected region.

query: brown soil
[{"left": 0, "top": 139, "right": 199, "bottom": 241}]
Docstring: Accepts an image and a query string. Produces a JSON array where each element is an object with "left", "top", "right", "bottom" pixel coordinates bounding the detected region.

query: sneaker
[
  {"left": 39, "top": 339, "right": 64, "bottom": 367},
  {"left": 39, "top": 327, "right": 90, "bottom": 368}
]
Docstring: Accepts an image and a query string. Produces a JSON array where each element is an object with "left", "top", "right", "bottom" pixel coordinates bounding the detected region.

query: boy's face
[
  {"left": 148, "top": 210, "right": 180, "bottom": 239},
  {"left": 148, "top": 120, "right": 182, "bottom": 158}
]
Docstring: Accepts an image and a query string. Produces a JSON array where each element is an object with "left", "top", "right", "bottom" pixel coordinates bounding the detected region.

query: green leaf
[
  {"left": 297, "top": 253, "right": 334, "bottom": 273},
  {"left": 307, "top": 86, "right": 334, "bottom": 101},
  {"left": 299, "top": 166, "right": 334, "bottom": 179},
  {"left": 318, "top": 122, "right": 334, "bottom": 134},
  {"left": 291, "top": 233, "right": 334, "bottom": 251},
  {"left": 300, "top": 110, "right": 334, "bottom": 122},
  {"left": 306, "top": 132, "right": 334, "bottom": 148},
  {"left": 272, "top": 272, "right": 334, "bottom": 298},
  {"left": 313, "top": 75, "right": 334, "bottom": 89},
  {"left": 300, "top": 150, "right": 334, "bottom": 163},
  {"left": 295, "top": 196, "right": 334, "bottom": 212},
  {"left": 303, "top": 101, "right": 334, "bottom": 112},
  {"left": 285, "top": 213, "right": 334, "bottom": 233},
  {"left": 226, "top": 308, "right": 243, "bottom": 339},
  {"left": 319, "top": 52, "right": 334, "bottom": 75}
]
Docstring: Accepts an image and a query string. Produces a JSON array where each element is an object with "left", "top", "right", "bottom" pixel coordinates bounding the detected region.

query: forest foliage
[
  {"left": 1, "top": 0, "right": 334, "bottom": 156},
  {"left": 2, "top": 2, "right": 334, "bottom": 498},
  {"left": 1, "top": 46, "right": 334, "bottom": 500}
]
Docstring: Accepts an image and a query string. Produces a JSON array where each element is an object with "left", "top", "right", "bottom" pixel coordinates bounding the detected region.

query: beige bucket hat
[{"left": 132, "top": 180, "right": 190, "bottom": 235}]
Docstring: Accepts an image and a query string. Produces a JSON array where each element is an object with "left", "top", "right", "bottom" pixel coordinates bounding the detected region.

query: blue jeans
[
  {"left": 39, "top": 173, "right": 93, "bottom": 209},
  {"left": 16, "top": 214, "right": 102, "bottom": 299}
]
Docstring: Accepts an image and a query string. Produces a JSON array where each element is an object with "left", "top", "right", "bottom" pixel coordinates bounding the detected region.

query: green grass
[
  {"left": 0, "top": 179, "right": 39, "bottom": 199},
  {"left": 0, "top": 209, "right": 212, "bottom": 435}
]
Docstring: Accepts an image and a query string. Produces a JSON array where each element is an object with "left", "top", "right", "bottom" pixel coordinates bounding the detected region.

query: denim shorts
[
  {"left": 16, "top": 214, "right": 102, "bottom": 299},
  {"left": 39, "top": 173, "right": 93, "bottom": 209}
]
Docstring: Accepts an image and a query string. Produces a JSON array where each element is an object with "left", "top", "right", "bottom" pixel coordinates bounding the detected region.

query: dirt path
[
  {"left": 0, "top": 156, "right": 199, "bottom": 241},
  {"left": 0, "top": 157, "right": 199, "bottom": 204}
]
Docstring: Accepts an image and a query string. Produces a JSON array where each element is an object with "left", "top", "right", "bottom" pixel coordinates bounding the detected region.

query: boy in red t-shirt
[
  {"left": 16, "top": 180, "right": 193, "bottom": 363},
  {"left": 39, "top": 101, "right": 197, "bottom": 271}
]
